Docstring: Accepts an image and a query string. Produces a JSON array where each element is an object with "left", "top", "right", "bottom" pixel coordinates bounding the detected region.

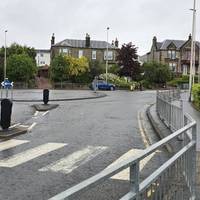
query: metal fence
[
  {"left": 48, "top": 90, "right": 197, "bottom": 200},
  {"left": 156, "top": 89, "right": 183, "bottom": 132}
]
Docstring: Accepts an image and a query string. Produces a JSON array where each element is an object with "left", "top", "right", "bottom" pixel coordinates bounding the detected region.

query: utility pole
[
  {"left": 106, "top": 27, "right": 109, "bottom": 84},
  {"left": 189, "top": 0, "right": 196, "bottom": 102},
  {"left": 4, "top": 30, "right": 8, "bottom": 81}
]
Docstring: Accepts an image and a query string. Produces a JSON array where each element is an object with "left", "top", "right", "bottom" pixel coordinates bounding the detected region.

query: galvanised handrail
[
  {"left": 156, "top": 90, "right": 183, "bottom": 132},
  {"left": 48, "top": 116, "right": 196, "bottom": 200}
]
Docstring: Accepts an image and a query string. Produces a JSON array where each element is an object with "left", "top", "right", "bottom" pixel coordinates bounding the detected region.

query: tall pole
[
  {"left": 106, "top": 27, "right": 109, "bottom": 83},
  {"left": 4, "top": 30, "right": 8, "bottom": 81},
  {"left": 189, "top": 0, "right": 196, "bottom": 102}
]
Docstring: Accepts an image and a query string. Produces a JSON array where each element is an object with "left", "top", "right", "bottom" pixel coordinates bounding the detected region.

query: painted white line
[
  {"left": 34, "top": 111, "right": 39, "bottom": 117},
  {"left": 28, "top": 122, "right": 37, "bottom": 132},
  {"left": 0, "top": 142, "right": 67, "bottom": 168},
  {"left": 10, "top": 123, "right": 21, "bottom": 129},
  {"left": 0, "top": 139, "right": 29, "bottom": 152},
  {"left": 107, "top": 149, "right": 156, "bottom": 181},
  {"left": 42, "top": 111, "right": 49, "bottom": 116},
  {"left": 39, "top": 146, "right": 107, "bottom": 174},
  {"left": 19, "top": 125, "right": 29, "bottom": 128}
]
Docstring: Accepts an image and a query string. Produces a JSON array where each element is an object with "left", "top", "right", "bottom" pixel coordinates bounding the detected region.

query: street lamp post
[
  {"left": 4, "top": 30, "right": 8, "bottom": 81},
  {"left": 106, "top": 27, "right": 109, "bottom": 84},
  {"left": 189, "top": 0, "right": 196, "bottom": 102}
]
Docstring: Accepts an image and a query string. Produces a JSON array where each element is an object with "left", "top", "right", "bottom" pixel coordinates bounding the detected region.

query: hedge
[{"left": 192, "top": 83, "right": 200, "bottom": 109}]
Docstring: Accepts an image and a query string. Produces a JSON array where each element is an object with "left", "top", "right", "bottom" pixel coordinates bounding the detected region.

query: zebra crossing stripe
[
  {"left": 107, "top": 149, "right": 156, "bottom": 181},
  {"left": 0, "top": 143, "right": 67, "bottom": 168},
  {"left": 0, "top": 139, "right": 29, "bottom": 152},
  {"left": 39, "top": 146, "right": 107, "bottom": 174}
]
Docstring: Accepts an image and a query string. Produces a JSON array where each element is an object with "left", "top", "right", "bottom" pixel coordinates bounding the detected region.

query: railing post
[
  {"left": 130, "top": 162, "right": 139, "bottom": 199},
  {"left": 191, "top": 124, "right": 197, "bottom": 199}
]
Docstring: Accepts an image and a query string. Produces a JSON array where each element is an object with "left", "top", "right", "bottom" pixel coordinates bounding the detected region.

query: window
[
  {"left": 40, "top": 61, "right": 45, "bottom": 65},
  {"left": 169, "top": 63, "right": 176, "bottom": 72},
  {"left": 40, "top": 53, "right": 44, "bottom": 57},
  {"left": 63, "top": 48, "right": 68, "bottom": 53},
  {"left": 92, "top": 51, "right": 96, "bottom": 60},
  {"left": 104, "top": 51, "right": 113, "bottom": 60},
  {"left": 59, "top": 48, "right": 68, "bottom": 54},
  {"left": 182, "top": 65, "right": 188, "bottom": 75},
  {"left": 168, "top": 50, "right": 176, "bottom": 59},
  {"left": 79, "top": 50, "right": 83, "bottom": 58}
]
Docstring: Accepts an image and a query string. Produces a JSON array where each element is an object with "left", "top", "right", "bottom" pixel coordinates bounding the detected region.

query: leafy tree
[
  {"left": 68, "top": 56, "right": 89, "bottom": 77},
  {"left": 89, "top": 60, "right": 105, "bottom": 79},
  {"left": 117, "top": 42, "right": 141, "bottom": 80},
  {"left": 0, "top": 43, "right": 36, "bottom": 82},
  {"left": 143, "top": 62, "right": 172, "bottom": 86},
  {"left": 7, "top": 54, "right": 37, "bottom": 82},
  {"left": 50, "top": 54, "right": 70, "bottom": 82}
]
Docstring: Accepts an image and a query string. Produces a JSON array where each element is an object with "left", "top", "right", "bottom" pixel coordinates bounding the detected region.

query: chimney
[
  {"left": 85, "top": 33, "right": 90, "bottom": 47},
  {"left": 115, "top": 38, "right": 119, "bottom": 47},
  {"left": 153, "top": 36, "right": 157, "bottom": 45},
  {"left": 51, "top": 33, "right": 55, "bottom": 46},
  {"left": 189, "top": 34, "right": 192, "bottom": 40}
]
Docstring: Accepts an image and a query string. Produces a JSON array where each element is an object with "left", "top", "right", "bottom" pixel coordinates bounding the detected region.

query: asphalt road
[{"left": 0, "top": 90, "right": 168, "bottom": 200}]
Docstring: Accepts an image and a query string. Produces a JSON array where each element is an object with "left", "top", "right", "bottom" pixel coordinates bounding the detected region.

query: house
[
  {"left": 145, "top": 35, "right": 200, "bottom": 75},
  {"left": 50, "top": 33, "right": 119, "bottom": 64},
  {"left": 35, "top": 49, "right": 51, "bottom": 77}
]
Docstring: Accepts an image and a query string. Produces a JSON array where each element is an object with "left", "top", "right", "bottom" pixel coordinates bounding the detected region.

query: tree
[
  {"left": 0, "top": 43, "right": 36, "bottom": 82},
  {"left": 89, "top": 60, "right": 105, "bottom": 79},
  {"left": 143, "top": 62, "right": 172, "bottom": 86},
  {"left": 50, "top": 54, "right": 70, "bottom": 82},
  {"left": 117, "top": 42, "right": 141, "bottom": 80},
  {"left": 7, "top": 54, "right": 37, "bottom": 82}
]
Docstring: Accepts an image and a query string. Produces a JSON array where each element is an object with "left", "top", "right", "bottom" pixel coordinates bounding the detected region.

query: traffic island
[
  {"left": 32, "top": 104, "right": 59, "bottom": 111},
  {"left": 0, "top": 125, "right": 28, "bottom": 138}
]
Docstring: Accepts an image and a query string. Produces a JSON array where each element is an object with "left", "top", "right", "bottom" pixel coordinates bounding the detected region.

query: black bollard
[
  {"left": 43, "top": 89, "right": 49, "bottom": 105},
  {"left": 1, "top": 99, "right": 13, "bottom": 130}
]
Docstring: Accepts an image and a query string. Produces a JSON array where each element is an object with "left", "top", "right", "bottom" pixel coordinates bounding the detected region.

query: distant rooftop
[{"left": 53, "top": 39, "right": 117, "bottom": 49}]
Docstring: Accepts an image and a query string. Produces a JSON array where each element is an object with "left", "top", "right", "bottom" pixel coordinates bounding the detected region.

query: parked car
[{"left": 92, "top": 80, "right": 115, "bottom": 91}]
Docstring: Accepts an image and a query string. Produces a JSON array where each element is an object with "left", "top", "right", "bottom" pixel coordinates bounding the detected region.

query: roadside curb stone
[
  {"left": 0, "top": 125, "right": 28, "bottom": 138},
  {"left": 146, "top": 104, "right": 173, "bottom": 153}
]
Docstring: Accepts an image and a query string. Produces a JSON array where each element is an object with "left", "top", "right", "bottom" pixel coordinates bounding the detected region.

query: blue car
[{"left": 93, "top": 80, "right": 115, "bottom": 91}]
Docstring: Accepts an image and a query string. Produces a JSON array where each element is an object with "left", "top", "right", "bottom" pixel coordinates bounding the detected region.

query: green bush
[
  {"left": 99, "top": 73, "right": 137, "bottom": 90},
  {"left": 143, "top": 62, "right": 172, "bottom": 87},
  {"left": 168, "top": 75, "right": 198, "bottom": 87},
  {"left": 192, "top": 84, "right": 200, "bottom": 109}
]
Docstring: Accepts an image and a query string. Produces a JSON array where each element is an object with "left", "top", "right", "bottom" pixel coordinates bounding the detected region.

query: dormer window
[{"left": 168, "top": 50, "right": 176, "bottom": 59}]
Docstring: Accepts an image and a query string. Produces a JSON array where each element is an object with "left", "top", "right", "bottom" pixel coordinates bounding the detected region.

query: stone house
[
  {"left": 50, "top": 33, "right": 119, "bottom": 64},
  {"left": 145, "top": 35, "right": 200, "bottom": 75}
]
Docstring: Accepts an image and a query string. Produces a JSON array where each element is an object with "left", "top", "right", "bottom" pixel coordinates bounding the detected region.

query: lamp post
[
  {"left": 106, "top": 27, "right": 109, "bottom": 83},
  {"left": 189, "top": 0, "right": 196, "bottom": 102},
  {"left": 4, "top": 30, "right": 8, "bottom": 81}
]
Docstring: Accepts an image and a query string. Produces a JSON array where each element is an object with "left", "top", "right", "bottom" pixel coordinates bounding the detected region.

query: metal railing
[
  {"left": 156, "top": 89, "right": 183, "bottom": 132},
  {"left": 48, "top": 90, "right": 197, "bottom": 200}
]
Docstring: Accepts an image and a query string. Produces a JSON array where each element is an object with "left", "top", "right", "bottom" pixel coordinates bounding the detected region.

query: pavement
[{"left": 9, "top": 89, "right": 106, "bottom": 102}]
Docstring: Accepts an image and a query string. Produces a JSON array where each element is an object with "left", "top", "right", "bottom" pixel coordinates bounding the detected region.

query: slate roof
[
  {"left": 53, "top": 39, "right": 117, "bottom": 49},
  {"left": 36, "top": 49, "right": 50, "bottom": 53},
  {"left": 157, "top": 39, "right": 200, "bottom": 50}
]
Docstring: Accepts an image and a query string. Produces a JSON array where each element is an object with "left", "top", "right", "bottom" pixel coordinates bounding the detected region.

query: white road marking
[
  {"left": 39, "top": 146, "right": 107, "bottom": 174},
  {"left": 0, "top": 139, "right": 29, "bottom": 152},
  {"left": 42, "top": 111, "right": 49, "bottom": 116},
  {"left": 10, "top": 123, "right": 21, "bottom": 129},
  {"left": 0, "top": 142, "right": 67, "bottom": 168},
  {"left": 27, "top": 122, "right": 37, "bottom": 132},
  {"left": 34, "top": 111, "right": 39, "bottom": 117},
  {"left": 107, "top": 149, "right": 156, "bottom": 181}
]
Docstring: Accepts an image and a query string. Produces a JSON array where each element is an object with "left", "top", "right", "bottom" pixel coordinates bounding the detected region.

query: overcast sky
[{"left": 0, "top": 0, "right": 198, "bottom": 55}]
